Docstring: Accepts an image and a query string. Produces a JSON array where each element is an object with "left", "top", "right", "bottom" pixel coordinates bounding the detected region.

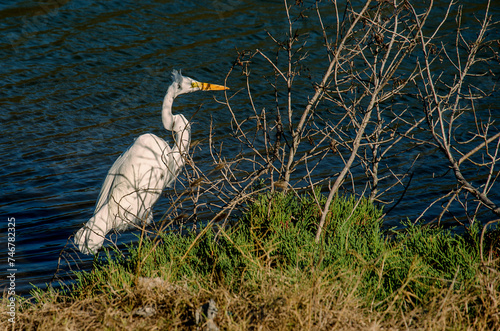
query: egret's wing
[
  {"left": 77, "top": 133, "right": 176, "bottom": 255},
  {"left": 94, "top": 148, "right": 130, "bottom": 212},
  {"left": 100, "top": 134, "right": 173, "bottom": 215},
  {"left": 75, "top": 144, "right": 141, "bottom": 255}
]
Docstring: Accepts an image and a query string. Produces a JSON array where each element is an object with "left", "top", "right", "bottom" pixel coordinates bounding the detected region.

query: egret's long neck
[
  {"left": 161, "top": 85, "right": 191, "bottom": 155},
  {"left": 161, "top": 84, "right": 176, "bottom": 131}
]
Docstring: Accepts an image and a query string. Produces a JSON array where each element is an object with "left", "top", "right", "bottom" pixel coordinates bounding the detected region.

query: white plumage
[{"left": 74, "top": 70, "right": 228, "bottom": 254}]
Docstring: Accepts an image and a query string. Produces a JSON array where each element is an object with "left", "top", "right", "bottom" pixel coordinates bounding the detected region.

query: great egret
[{"left": 74, "top": 70, "right": 228, "bottom": 255}]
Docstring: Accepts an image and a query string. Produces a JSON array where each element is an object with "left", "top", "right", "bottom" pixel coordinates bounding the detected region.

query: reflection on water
[{"left": 0, "top": 0, "right": 498, "bottom": 295}]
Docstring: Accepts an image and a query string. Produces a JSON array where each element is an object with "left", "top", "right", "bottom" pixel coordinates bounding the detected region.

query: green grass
[
  {"left": 71, "top": 191, "right": 491, "bottom": 311},
  {"left": 3, "top": 191, "right": 500, "bottom": 330}
]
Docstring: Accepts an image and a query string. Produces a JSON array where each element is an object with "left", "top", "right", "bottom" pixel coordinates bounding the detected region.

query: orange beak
[{"left": 192, "top": 82, "right": 229, "bottom": 91}]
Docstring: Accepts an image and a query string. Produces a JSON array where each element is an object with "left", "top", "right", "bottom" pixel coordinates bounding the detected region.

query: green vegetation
[{"left": 2, "top": 192, "right": 500, "bottom": 330}]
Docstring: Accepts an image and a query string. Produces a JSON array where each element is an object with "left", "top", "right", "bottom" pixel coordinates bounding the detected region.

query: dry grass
[{"left": 2, "top": 260, "right": 499, "bottom": 330}]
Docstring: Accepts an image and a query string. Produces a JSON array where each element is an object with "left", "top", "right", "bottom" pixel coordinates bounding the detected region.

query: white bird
[{"left": 74, "top": 70, "right": 228, "bottom": 254}]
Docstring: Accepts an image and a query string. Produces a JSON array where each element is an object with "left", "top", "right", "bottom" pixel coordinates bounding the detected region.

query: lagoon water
[{"left": 0, "top": 0, "right": 499, "bottom": 295}]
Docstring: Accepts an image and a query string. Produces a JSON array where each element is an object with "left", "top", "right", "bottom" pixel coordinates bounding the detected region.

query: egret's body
[{"left": 74, "top": 70, "right": 227, "bottom": 254}]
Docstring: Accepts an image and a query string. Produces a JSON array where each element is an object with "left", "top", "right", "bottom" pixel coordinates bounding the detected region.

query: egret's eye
[
  {"left": 191, "top": 82, "right": 199, "bottom": 89},
  {"left": 177, "top": 83, "right": 182, "bottom": 90}
]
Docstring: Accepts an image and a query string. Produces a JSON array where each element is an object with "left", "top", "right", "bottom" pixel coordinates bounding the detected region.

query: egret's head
[{"left": 171, "top": 69, "right": 228, "bottom": 97}]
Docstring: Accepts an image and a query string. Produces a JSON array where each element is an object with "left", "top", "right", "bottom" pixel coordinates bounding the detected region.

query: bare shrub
[{"left": 202, "top": 0, "right": 499, "bottom": 241}]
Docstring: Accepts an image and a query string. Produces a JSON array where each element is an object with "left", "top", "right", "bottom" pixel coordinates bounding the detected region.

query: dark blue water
[{"left": 0, "top": 0, "right": 498, "bottom": 295}]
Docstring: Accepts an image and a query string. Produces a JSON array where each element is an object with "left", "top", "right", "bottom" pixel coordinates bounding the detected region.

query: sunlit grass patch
[{"left": 2, "top": 191, "right": 499, "bottom": 330}]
